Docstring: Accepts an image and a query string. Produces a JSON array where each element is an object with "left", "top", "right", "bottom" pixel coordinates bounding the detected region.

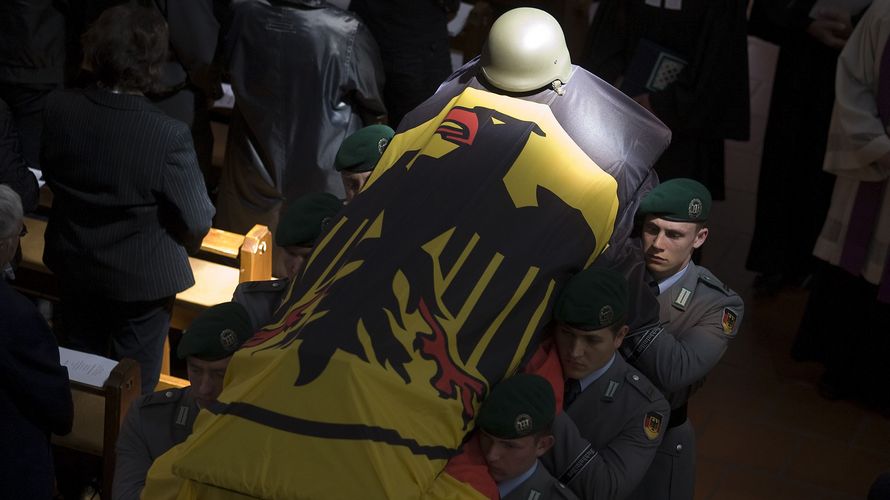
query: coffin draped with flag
[{"left": 144, "top": 58, "right": 671, "bottom": 499}]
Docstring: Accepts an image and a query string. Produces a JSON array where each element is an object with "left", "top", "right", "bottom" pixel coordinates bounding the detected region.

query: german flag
[{"left": 145, "top": 65, "right": 670, "bottom": 499}]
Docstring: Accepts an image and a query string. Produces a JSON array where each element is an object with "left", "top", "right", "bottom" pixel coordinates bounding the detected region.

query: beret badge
[
  {"left": 220, "top": 329, "right": 239, "bottom": 352},
  {"left": 514, "top": 414, "right": 533, "bottom": 435},
  {"left": 598, "top": 305, "right": 614, "bottom": 327},
  {"left": 688, "top": 198, "right": 703, "bottom": 219}
]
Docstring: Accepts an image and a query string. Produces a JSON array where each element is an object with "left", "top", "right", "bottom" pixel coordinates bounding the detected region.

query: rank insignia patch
[
  {"left": 721, "top": 308, "right": 738, "bottom": 334},
  {"left": 644, "top": 411, "right": 663, "bottom": 440}
]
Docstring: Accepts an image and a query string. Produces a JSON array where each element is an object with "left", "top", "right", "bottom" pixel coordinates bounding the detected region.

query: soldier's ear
[
  {"left": 535, "top": 434, "right": 555, "bottom": 457},
  {"left": 614, "top": 325, "right": 630, "bottom": 347},
  {"left": 692, "top": 226, "right": 709, "bottom": 249}
]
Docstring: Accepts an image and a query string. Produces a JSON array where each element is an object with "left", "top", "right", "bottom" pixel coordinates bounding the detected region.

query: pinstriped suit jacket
[{"left": 41, "top": 88, "right": 215, "bottom": 301}]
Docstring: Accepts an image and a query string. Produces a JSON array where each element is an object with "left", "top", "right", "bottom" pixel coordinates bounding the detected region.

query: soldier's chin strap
[
  {"left": 620, "top": 323, "right": 666, "bottom": 364},
  {"left": 551, "top": 80, "right": 566, "bottom": 96}
]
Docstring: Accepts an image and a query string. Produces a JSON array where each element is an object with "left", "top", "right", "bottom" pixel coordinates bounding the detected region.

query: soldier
[
  {"left": 232, "top": 192, "right": 342, "bottom": 331},
  {"left": 621, "top": 178, "right": 744, "bottom": 500},
  {"left": 334, "top": 124, "right": 394, "bottom": 202},
  {"left": 477, "top": 373, "right": 578, "bottom": 500},
  {"left": 112, "top": 302, "right": 253, "bottom": 500},
  {"left": 542, "top": 267, "right": 670, "bottom": 500}
]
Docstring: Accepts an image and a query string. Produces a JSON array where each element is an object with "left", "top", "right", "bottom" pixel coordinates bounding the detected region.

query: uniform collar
[
  {"left": 657, "top": 262, "right": 690, "bottom": 295},
  {"left": 497, "top": 461, "right": 538, "bottom": 498},
  {"left": 578, "top": 353, "right": 616, "bottom": 391}
]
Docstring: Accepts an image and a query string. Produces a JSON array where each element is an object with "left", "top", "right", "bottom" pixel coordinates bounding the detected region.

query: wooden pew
[
  {"left": 53, "top": 357, "right": 141, "bottom": 499},
  {"left": 34, "top": 185, "right": 272, "bottom": 288},
  {"left": 156, "top": 373, "right": 191, "bottom": 392},
  {"left": 17, "top": 216, "right": 272, "bottom": 376},
  {"left": 16, "top": 216, "right": 271, "bottom": 332}
]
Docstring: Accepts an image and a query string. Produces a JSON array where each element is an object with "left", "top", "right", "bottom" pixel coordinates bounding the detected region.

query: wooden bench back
[
  {"left": 52, "top": 358, "right": 141, "bottom": 498},
  {"left": 16, "top": 215, "right": 270, "bottom": 331}
]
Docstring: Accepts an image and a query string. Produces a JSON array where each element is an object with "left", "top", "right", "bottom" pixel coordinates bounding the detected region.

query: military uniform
[
  {"left": 502, "top": 461, "right": 578, "bottom": 500},
  {"left": 112, "top": 388, "right": 199, "bottom": 500},
  {"left": 232, "top": 278, "right": 290, "bottom": 331},
  {"left": 621, "top": 262, "right": 743, "bottom": 500},
  {"left": 543, "top": 353, "right": 670, "bottom": 500}
]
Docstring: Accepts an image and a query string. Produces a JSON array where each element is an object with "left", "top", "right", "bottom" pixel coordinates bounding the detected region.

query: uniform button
[
  {"left": 676, "top": 444, "right": 683, "bottom": 452},
  {"left": 632, "top": 375, "right": 640, "bottom": 381},
  {"left": 165, "top": 391, "right": 173, "bottom": 398}
]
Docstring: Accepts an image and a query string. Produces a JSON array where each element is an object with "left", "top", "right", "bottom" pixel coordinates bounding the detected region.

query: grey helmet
[{"left": 480, "top": 8, "right": 573, "bottom": 93}]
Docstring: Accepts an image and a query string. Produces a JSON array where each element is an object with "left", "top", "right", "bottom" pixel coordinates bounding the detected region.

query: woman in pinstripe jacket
[{"left": 40, "top": 4, "right": 215, "bottom": 394}]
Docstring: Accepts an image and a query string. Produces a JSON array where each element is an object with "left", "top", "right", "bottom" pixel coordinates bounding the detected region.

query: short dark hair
[
  {"left": 608, "top": 313, "right": 629, "bottom": 335},
  {"left": 534, "top": 420, "right": 554, "bottom": 438},
  {"left": 81, "top": 4, "right": 169, "bottom": 93}
]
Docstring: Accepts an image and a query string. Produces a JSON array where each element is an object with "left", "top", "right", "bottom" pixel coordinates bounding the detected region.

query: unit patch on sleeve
[
  {"left": 644, "top": 411, "right": 663, "bottom": 440},
  {"left": 721, "top": 308, "right": 738, "bottom": 334}
]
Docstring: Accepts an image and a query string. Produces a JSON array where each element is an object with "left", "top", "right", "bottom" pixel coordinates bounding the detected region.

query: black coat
[
  {"left": 0, "top": 0, "right": 67, "bottom": 84},
  {"left": 41, "top": 88, "right": 215, "bottom": 301},
  {"left": 215, "top": 0, "right": 385, "bottom": 233},
  {"left": 584, "top": 0, "right": 750, "bottom": 198},
  {"left": 0, "top": 98, "right": 38, "bottom": 212},
  {"left": 0, "top": 279, "right": 73, "bottom": 499}
]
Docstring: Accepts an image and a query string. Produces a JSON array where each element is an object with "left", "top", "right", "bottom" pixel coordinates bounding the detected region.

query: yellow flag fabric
[{"left": 145, "top": 86, "right": 619, "bottom": 499}]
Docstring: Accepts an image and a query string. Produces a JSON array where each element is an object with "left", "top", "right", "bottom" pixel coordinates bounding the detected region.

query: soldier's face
[
  {"left": 187, "top": 356, "right": 232, "bottom": 408},
  {"left": 640, "top": 216, "right": 708, "bottom": 281},
  {"left": 282, "top": 245, "right": 313, "bottom": 281},
  {"left": 479, "top": 430, "right": 553, "bottom": 483},
  {"left": 341, "top": 171, "right": 371, "bottom": 202},
  {"left": 554, "top": 321, "right": 627, "bottom": 380}
]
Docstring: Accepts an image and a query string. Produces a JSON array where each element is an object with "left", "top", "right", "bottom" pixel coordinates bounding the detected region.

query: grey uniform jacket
[
  {"left": 503, "top": 461, "right": 579, "bottom": 500},
  {"left": 621, "top": 262, "right": 743, "bottom": 500},
  {"left": 232, "top": 277, "right": 290, "bottom": 331},
  {"left": 112, "top": 388, "right": 199, "bottom": 500},
  {"left": 542, "top": 354, "right": 670, "bottom": 500},
  {"left": 622, "top": 261, "right": 743, "bottom": 408}
]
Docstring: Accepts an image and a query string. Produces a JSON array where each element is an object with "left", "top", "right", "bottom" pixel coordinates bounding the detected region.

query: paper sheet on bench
[{"left": 59, "top": 347, "right": 118, "bottom": 388}]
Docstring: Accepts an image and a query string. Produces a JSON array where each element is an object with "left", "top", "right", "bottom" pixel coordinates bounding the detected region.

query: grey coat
[
  {"left": 542, "top": 354, "right": 670, "bottom": 500},
  {"left": 215, "top": 0, "right": 386, "bottom": 234},
  {"left": 112, "top": 388, "right": 199, "bottom": 500},
  {"left": 622, "top": 261, "right": 744, "bottom": 500},
  {"left": 503, "top": 461, "right": 579, "bottom": 500},
  {"left": 232, "top": 277, "right": 290, "bottom": 331}
]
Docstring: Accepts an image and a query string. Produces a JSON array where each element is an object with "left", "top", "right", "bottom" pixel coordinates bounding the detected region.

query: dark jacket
[
  {"left": 215, "top": 0, "right": 386, "bottom": 232},
  {"left": 0, "top": 98, "right": 38, "bottom": 212},
  {"left": 41, "top": 88, "right": 215, "bottom": 301},
  {"left": 0, "top": 0, "right": 67, "bottom": 84},
  {"left": 0, "top": 279, "right": 74, "bottom": 499},
  {"left": 154, "top": 0, "right": 221, "bottom": 98}
]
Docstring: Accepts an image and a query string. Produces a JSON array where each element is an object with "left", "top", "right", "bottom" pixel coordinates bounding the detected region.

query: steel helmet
[{"left": 480, "top": 7, "right": 572, "bottom": 93}]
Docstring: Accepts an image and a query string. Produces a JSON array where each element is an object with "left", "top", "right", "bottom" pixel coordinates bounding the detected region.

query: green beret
[
  {"left": 334, "top": 125, "right": 395, "bottom": 173},
  {"left": 553, "top": 267, "right": 628, "bottom": 330},
  {"left": 637, "top": 178, "right": 711, "bottom": 222},
  {"left": 477, "top": 374, "right": 556, "bottom": 439},
  {"left": 275, "top": 192, "right": 342, "bottom": 247},
  {"left": 177, "top": 302, "right": 253, "bottom": 361}
]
